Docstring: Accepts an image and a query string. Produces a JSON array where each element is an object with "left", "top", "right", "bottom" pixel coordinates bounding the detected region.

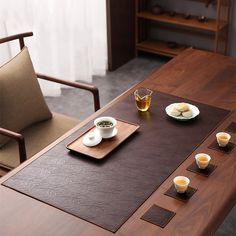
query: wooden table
[{"left": 0, "top": 49, "right": 235, "bottom": 236}]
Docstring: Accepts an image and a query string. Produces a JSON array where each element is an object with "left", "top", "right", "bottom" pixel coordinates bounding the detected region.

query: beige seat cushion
[
  {"left": 0, "top": 47, "right": 52, "bottom": 147},
  {"left": 0, "top": 113, "right": 79, "bottom": 169}
]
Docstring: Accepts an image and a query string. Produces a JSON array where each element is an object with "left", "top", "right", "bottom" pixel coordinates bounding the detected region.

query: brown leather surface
[
  {"left": 164, "top": 185, "right": 197, "bottom": 202},
  {"left": 208, "top": 140, "right": 235, "bottom": 154},
  {"left": 225, "top": 122, "right": 236, "bottom": 133},
  {"left": 141, "top": 205, "right": 175, "bottom": 228},
  {"left": 187, "top": 162, "right": 217, "bottom": 177},
  {"left": 3, "top": 92, "right": 230, "bottom": 233}
]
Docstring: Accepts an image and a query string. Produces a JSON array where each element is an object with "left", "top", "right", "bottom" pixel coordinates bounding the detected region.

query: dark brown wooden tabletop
[{"left": 0, "top": 48, "right": 235, "bottom": 236}]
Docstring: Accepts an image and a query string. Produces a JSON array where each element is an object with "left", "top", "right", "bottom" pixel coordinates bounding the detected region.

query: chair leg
[{"left": 0, "top": 166, "right": 10, "bottom": 177}]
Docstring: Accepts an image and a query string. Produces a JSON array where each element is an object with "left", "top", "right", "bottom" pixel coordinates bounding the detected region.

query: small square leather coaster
[
  {"left": 164, "top": 185, "right": 197, "bottom": 202},
  {"left": 141, "top": 205, "right": 175, "bottom": 228},
  {"left": 187, "top": 162, "right": 217, "bottom": 177},
  {"left": 225, "top": 122, "right": 236, "bottom": 133},
  {"left": 208, "top": 140, "right": 235, "bottom": 154}
]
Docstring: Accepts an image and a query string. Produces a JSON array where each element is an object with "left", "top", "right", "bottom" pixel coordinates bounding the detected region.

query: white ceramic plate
[
  {"left": 99, "top": 127, "right": 118, "bottom": 139},
  {"left": 165, "top": 103, "right": 200, "bottom": 121}
]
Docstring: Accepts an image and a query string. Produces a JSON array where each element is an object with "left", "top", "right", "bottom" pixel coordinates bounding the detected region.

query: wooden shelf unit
[
  {"left": 135, "top": 0, "right": 231, "bottom": 57},
  {"left": 137, "top": 40, "right": 187, "bottom": 57},
  {"left": 137, "top": 11, "right": 228, "bottom": 32}
]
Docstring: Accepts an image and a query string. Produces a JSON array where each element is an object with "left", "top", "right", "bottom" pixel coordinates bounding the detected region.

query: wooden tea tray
[{"left": 67, "top": 119, "right": 140, "bottom": 159}]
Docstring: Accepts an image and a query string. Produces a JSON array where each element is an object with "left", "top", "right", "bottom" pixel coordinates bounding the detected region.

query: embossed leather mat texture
[
  {"left": 141, "top": 205, "right": 175, "bottom": 228},
  {"left": 208, "top": 140, "right": 235, "bottom": 154},
  {"left": 225, "top": 122, "right": 236, "bottom": 133},
  {"left": 187, "top": 162, "right": 217, "bottom": 177},
  {"left": 164, "top": 185, "right": 197, "bottom": 202},
  {"left": 3, "top": 92, "right": 230, "bottom": 232}
]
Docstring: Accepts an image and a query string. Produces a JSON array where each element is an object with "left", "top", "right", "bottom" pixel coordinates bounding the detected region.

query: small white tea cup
[
  {"left": 216, "top": 132, "right": 231, "bottom": 147},
  {"left": 94, "top": 116, "right": 117, "bottom": 138},
  {"left": 195, "top": 153, "right": 211, "bottom": 169},
  {"left": 173, "top": 176, "right": 190, "bottom": 193}
]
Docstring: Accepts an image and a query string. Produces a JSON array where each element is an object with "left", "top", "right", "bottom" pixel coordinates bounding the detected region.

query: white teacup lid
[{"left": 83, "top": 131, "right": 102, "bottom": 147}]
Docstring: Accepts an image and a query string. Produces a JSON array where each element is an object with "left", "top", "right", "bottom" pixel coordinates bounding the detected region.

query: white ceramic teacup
[
  {"left": 94, "top": 116, "right": 117, "bottom": 138},
  {"left": 195, "top": 153, "right": 211, "bottom": 169},
  {"left": 216, "top": 132, "right": 231, "bottom": 147},
  {"left": 173, "top": 176, "right": 190, "bottom": 193}
]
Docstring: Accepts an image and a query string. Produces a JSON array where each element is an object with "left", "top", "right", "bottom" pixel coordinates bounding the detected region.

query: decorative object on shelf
[
  {"left": 184, "top": 13, "right": 192, "bottom": 20},
  {"left": 151, "top": 4, "right": 163, "bottom": 15},
  {"left": 167, "top": 42, "right": 178, "bottom": 49},
  {"left": 135, "top": 0, "right": 231, "bottom": 57},
  {"left": 205, "top": 0, "right": 215, "bottom": 7},
  {"left": 198, "top": 15, "right": 207, "bottom": 23},
  {"left": 168, "top": 11, "right": 176, "bottom": 17}
]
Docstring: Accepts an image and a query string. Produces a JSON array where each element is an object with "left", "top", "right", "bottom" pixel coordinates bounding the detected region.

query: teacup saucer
[
  {"left": 98, "top": 128, "right": 118, "bottom": 139},
  {"left": 82, "top": 131, "right": 102, "bottom": 147}
]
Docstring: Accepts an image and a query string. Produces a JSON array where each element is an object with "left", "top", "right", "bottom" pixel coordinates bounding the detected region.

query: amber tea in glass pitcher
[{"left": 134, "top": 88, "right": 153, "bottom": 112}]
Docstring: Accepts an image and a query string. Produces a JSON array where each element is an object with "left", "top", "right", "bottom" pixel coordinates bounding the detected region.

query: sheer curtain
[{"left": 0, "top": 0, "right": 107, "bottom": 96}]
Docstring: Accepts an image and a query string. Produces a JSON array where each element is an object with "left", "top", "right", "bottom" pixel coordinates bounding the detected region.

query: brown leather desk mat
[
  {"left": 225, "top": 122, "right": 236, "bottom": 133},
  {"left": 141, "top": 205, "right": 176, "bottom": 228},
  {"left": 187, "top": 162, "right": 217, "bottom": 177},
  {"left": 3, "top": 92, "right": 229, "bottom": 233},
  {"left": 164, "top": 185, "right": 197, "bottom": 202},
  {"left": 208, "top": 140, "right": 235, "bottom": 154}
]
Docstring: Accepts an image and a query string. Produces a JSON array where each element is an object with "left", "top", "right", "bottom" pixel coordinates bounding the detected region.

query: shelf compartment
[
  {"left": 137, "top": 11, "right": 227, "bottom": 32},
  {"left": 137, "top": 40, "right": 188, "bottom": 57}
]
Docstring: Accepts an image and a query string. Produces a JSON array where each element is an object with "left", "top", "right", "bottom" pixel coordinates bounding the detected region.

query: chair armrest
[
  {"left": 0, "top": 128, "right": 27, "bottom": 164},
  {"left": 0, "top": 32, "right": 33, "bottom": 49},
  {"left": 36, "top": 72, "right": 100, "bottom": 112}
]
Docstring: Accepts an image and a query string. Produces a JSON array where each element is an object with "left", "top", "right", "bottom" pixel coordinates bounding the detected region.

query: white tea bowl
[
  {"left": 195, "top": 153, "right": 211, "bottom": 169},
  {"left": 173, "top": 176, "right": 190, "bottom": 193},
  {"left": 216, "top": 132, "right": 231, "bottom": 147},
  {"left": 94, "top": 116, "right": 117, "bottom": 139}
]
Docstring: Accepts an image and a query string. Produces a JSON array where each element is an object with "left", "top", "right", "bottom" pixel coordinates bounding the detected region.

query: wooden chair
[{"left": 0, "top": 32, "right": 100, "bottom": 175}]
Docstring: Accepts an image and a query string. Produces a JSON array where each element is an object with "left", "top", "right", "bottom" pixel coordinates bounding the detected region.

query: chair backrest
[
  {"left": 0, "top": 32, "right": 100, "bottom": 173},
  {"left": 0, "top": 32, "right": 100, "bottom": 112},
  {"left": 0, "top": 32, "right": 33, "bottom": 49}
]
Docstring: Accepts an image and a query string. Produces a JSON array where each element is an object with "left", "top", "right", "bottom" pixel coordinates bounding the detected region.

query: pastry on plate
[
  {"left": 170, "top": 107, "right": 181, "bottom": 116},
  {"left": 182, "top": 109, "right": 193, "bottom": 118},
  {"left": 175, "top": 102, "right": 189, "bottom": 112}
]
